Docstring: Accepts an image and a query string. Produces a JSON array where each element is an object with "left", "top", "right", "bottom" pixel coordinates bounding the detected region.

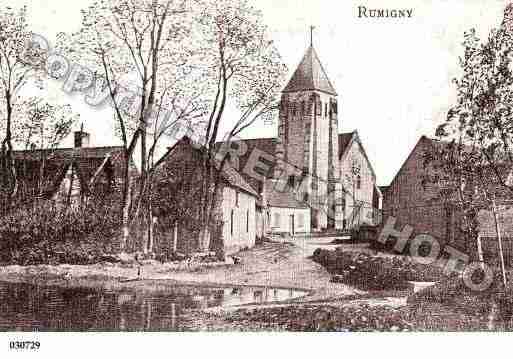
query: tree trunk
[
  {"left": 120, "top": 151, "right": 132, "bottom": 253},
  {"left": 492, "top": 199, "right": 507, "bottom": 288},
  {"left": 2, "top": 93, "right": 17, "bottom": 200}
]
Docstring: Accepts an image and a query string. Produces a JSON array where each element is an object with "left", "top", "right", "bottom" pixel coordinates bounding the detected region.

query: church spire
[{"left": 282, "top": 29, "right": 336, "bottom": 96}]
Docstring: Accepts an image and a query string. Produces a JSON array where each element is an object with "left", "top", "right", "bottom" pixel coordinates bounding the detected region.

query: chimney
[{"left": 74, "top": 131, "right": 90, "bottom": 148}]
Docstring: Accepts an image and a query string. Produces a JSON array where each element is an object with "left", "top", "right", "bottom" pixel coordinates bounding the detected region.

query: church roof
[
  {"left": 282, "top": 46, "right": 337, "bottom": 96},
  {"left": 338, "top": 132, "right": 355, "bottom": 158}
]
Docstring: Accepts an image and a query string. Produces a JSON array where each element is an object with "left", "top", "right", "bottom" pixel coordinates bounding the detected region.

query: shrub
[
  {"left": 0, "top": 198, "right": 121, "bottom": 265},
  {"left": 313, "top": 248, "right": 446, "bottom": 291}
]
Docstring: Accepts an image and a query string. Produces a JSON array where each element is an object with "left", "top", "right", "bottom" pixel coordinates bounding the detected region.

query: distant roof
[
  {"left": 282, "top": 46, "right": 337, "bottom": 96},
  {"left": 264, "top": 181, "right": 309, "bottom": 209}
]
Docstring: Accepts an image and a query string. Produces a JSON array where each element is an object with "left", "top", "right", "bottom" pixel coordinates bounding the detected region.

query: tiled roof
[
  {"left": 160, "top": 137, "right": 259, "bottom": 198},
  {"left": 214, "top": 158, "right": 259, "bottom": 198},
  {"left": 264, "top": 181, "right": 309, "bottom": 209},
  {"left": 282, "top": 46, "right": 337, "bottom": 96},
  {"left": 12, "top": 146, "right": 134, "bottom": 197},
  {"left": 215, "top": 137, "right": 278, "bottom": 193}
]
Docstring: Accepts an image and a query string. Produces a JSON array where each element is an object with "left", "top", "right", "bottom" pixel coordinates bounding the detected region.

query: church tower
[{"left": 276, "top": 34, "right": 342, "bottom": 230}]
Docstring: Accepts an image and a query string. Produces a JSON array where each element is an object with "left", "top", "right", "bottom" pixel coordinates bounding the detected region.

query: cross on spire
[{"left": 310, "top": 25, "right": 315, "bottom": 47}]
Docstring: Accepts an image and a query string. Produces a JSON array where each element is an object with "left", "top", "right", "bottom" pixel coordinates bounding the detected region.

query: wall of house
[
  {"left": 255, "top": 207, "right": 268, "bottom": 240},
  {"left": 220, "top": 187, "right": 257, "bottom": 255},
  {"left": 269, "top": 207, "right": 311, "bottom": 234},
  {"left": 340, "top": 139, "right": 379, "bottom": 229},
  {"left": 381, "top": 137, "right": 455, "bottom": 246},
  {"left": 476, "top": 205, "right": 513, "bottom": 265}
]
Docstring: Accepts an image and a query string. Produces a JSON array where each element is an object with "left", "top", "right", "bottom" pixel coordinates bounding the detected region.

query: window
[
  {"left": 246, "top": 210, "right": 249, "bottom": 233},
  {"left": 235, "top": 191, "right": 240, "bottom": 207},
  {"left": 297, "top": 213, "right": 304, "bottom": 228},
  {"left": 325, "top": 103, "right": 328, "bottom": 117},
  {"left": 231, "top": 209, "right": 234, "bottom": 236},
  {"left": 356, "top": 175, "right": 361, "bottom": 189},
  {"left": 273, "top": 213, "right": 280, "bottom": 228},
  {"left": 316, "top": 101, "right": 322, "bottom": 115}
]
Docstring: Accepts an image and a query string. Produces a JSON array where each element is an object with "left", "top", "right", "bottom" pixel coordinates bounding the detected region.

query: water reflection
[{"left": 0, "top": 281, "right": 305, "bottom": 331}]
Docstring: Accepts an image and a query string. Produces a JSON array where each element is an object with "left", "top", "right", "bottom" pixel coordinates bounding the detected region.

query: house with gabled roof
[
  {"left": 12, "top": 130, "right": 136, "bottom": 206},
  {"left": 382, "top": 135, "right": 513, "bottom": 261},
  {"left": 154, "top": 136, "right": 259, "bottom": 257}
]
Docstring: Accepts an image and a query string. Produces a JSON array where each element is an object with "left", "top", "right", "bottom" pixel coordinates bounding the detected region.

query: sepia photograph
[{"left": 1, "top": 0, "right": 513, "bottom": 355}]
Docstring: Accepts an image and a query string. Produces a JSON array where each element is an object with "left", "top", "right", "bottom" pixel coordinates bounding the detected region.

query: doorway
[{"left": 289, "top": 214, "right": 295, "bottom": 236}]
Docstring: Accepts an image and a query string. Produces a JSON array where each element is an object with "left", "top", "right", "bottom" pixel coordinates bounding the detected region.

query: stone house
[
  {"left": 153, "top": 136, "right": 259, "bottom": 257},
  {"left": 382, "top": 135, "right": 513, "bottom": 259}
]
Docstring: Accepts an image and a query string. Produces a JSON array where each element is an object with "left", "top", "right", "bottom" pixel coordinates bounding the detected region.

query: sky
[{"left": 4, "top": 0, "right": 512, "bottom": 185}]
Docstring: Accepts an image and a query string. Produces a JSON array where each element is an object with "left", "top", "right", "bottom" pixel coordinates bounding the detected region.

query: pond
[{"left": 0, "top": 281, "right": 306, "bottom": 331}]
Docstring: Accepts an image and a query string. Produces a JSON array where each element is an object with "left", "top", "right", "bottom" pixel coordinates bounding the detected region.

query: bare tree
[
  {"left": 14, "top": 98, "right": 78, "bottom": 198},
  {"left": 194, "top": 0, "right": 287, "bottom": 251},
  {"left": 58, "top": 0, "right": 202, "bottom": 252},
  {"left": 0, "top": 5, "right": 44, "bottom": 201}
]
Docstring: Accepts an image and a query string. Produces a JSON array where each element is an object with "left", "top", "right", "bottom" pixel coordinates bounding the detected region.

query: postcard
[{"left": 0, "top": 0, "right": 511, "bottom": 357}]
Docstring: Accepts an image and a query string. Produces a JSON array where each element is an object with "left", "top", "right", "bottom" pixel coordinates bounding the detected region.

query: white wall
[
  {"left": 340, "top": 138, "right": 379, "bottom": 228},
  {"left": 269, "top": 207, "right": 311, "bottom": 234},
  {"left": 221, "top": 187, "right": 257, "bottom": 255}
]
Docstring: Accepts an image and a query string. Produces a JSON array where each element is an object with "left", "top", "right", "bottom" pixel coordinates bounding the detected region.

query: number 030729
[{"left": 9, "top": 341, "right": 40, "bottom": 350}]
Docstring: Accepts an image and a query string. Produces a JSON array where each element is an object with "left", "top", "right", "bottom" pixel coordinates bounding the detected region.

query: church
[{"left": 219, "top": 41, "right": 382, "bottom": 234}]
